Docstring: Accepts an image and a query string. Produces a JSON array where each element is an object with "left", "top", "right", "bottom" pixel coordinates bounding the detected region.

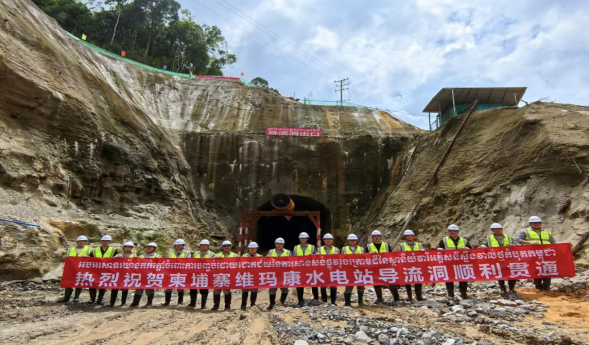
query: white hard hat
[
  {"left": 323, "top": 233, "right": 334, "bottom": 240},
  {"left": 299, "top": 232, "right": 310, "bottom": 239},
  {"left": 275, "top": 237, "right": 285, "bottom": 244},
  {"left": 347, "top": 234, "right": 359, "bottom": 240},
  {"left": 371, "top": 230, "right": 382, "bottom": 236},
  {"left": 447, "top": 224, "right": 460, "bottom": 231},
  {"left": 101, "top": 235, "right": 112, "bottom": 241},
  {"left": 200, "top": 239, "right": 210, "bottom": 246},
  {"left": 403, "top": 230, "right": 415, "bottom": 236},
  {"left": 248, "top": 242, "right": 259, "bottom": 249},
  {"left": 76, "top": 236, "right": 88, "bottom": 241},
  {"left": 174, "top": 239, "right": 185, "bottom": 246},
  {"left": 146, "top": 242, "right": 157, "bottom": 248},
  {"left": 222, "top": 240, "right": 232, "bottom": 246},
  {"left": 123, "top": 241, "right": 134, "bottom": 247},
  {"left": 529, "top": 216, "right": 542, "bottom": 223},
  {"left": 490, "top": 223, "right": 503, "bottom": 229}
]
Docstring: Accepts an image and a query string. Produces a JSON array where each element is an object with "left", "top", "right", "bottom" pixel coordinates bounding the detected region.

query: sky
[{"left": 181, "top": 0, "right": 589, "bottom": 129}]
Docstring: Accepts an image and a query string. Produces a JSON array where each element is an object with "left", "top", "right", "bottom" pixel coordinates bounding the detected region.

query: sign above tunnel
[{"left": 266, "top": 127, "right": 322, "bottom": 137}]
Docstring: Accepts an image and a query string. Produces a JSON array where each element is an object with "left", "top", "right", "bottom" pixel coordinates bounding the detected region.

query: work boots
[
  {"left": 145, "top": 294, "right": 154, "bottom": 307},
  {"left": 177, "top": 291, "right": 184, "bottom": 305},
  {"left": 250, "top": 292, "right": 257, "bottom": 307},
  {"left": 358, "top": 291, "right": 365, "bottom": 307},
  {"left": 201, "top": 292, "right": 209, "bottom": 310},
  {"left": 188, "top": 290, "right": 198, "bottom": 307},
  {"left": 267, "top": 294, "right": 276, "bottom": 310},
  {"left": 121, "top": 290, "right": 129, "bottom": 306},
  {"left": 57, "top": 288, "right": 73, "bottom": 303},
  {"left": 162, "top": 291, "right": 172, "bottom": 306},
  {"left": 109, "top": 289, "right": 119, "bottom": 307},
  {"left": 73, "top": 288, "right": 82, "bottom": 303},
  {"left": 542, "top": 278, "right": 551, "bottom": 292},
  {"left": 296, "top": 288, "right": 305, "bottom": 307},
  {"left": 241, "top": 291, "right": 249, "bottom": 310},
  {"left": 87, "top": 289, "right": 97, "bottom": 304},
  {"left": 224, "top": 294, "right": 232, "bottom": 310},
  {"left": 344, "top": 293, "right": 352, "bottom": 307},
  {"left": 312, "top": 287, "right": 319, "bottom": 300},
  {"left": 96, "top": 289, "right": 106, "bottom": 305},
  {"left": 406, "top": 285, "right": 413, "bottom": 302},
  {"left": 130, "top": 294, "right": 142, "bottom": 307},
  {"left": 374, "top": 286, "right": 383, "bottom": 304},
  {"left": 279, "top": 291, "right": 288, "bottom": 305},
  {"left": 212, "top": 294, "right": 221, "bottom": 310},
  {"left": 330, "top": 288, "right": 337, "bottom": 305},
  {"left": 459, "top": 283, "right": 469, "bottom": 299},
  {"left": 391, "top": 287, "right": 400, "bottom": 302},
  {"left": 320, "top": 288, "right": 328, "bottom": 303}
]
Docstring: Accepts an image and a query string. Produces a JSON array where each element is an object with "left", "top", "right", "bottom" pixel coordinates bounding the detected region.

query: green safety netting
[{"left": 303, "top": 100, "right": 378, "bottom": 109}]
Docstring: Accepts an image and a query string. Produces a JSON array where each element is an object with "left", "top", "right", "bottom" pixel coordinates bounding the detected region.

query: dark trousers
[
  {"left": 89, "top": 288, "right": 107, "bottom": 302},
  {"left": 296, "top": 287, "right": 319, "bottom": 302},
  {"left": 405, "top": 284, "right": 423, "bottom": 301},
  {"left": 498, "top": 280, "right": 517, "bottom": 292},
  {"left": 534, "top": 278, "right": 551, "bottom": 291},
  {"left": 445, "top": 282, "right": 468, "bottom": 297}
]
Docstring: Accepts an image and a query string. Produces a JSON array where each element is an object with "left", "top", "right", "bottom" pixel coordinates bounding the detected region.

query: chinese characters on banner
[
  {"left": 265, "top": 127, "right": 322, "bottom": 137},
  {"left": 61, "top": 244, "right": 575, "bottom": 290}
]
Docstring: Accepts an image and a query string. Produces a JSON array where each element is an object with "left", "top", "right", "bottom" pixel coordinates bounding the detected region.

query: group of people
[{"left": 57, "top": 216, "right": 560, "bottom": 310}]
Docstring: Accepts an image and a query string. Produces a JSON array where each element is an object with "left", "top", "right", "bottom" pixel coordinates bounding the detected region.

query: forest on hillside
[{"left": 34, "top": 0, "right": 237, "bottom": 75}]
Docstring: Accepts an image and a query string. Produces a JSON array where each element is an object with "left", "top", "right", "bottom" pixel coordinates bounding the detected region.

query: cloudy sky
[{"left": 181, "top": 0, "right": 589, "bottom": 129}]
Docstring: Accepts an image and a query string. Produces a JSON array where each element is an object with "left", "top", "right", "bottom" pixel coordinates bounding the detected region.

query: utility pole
[{"left": 334, "top": 78, "right": 349, "bottom": 105}]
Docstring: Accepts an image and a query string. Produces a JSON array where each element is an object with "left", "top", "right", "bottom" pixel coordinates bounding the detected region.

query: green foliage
[
  {"left": 33, "top": 0, "right": 237, "bottom": 75},
  {"left": 251, "top": 77, "right": 280, "bottom": 95}
]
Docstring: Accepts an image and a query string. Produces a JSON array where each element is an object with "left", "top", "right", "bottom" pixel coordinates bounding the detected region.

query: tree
[
  {"left": 106, "top": 0, "right": 128, "bottom": 46},
  {"left": 251, "top": 77, "right": 280, "bottom": 95}
]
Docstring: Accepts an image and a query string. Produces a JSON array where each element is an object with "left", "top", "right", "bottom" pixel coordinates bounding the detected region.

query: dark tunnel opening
[{"left": 255, "top": 195, "right": 331, "bottom": 252}]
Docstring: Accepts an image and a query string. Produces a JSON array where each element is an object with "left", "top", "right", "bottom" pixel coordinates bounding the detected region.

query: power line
[
  {"left": 215, "top": 0, "right": 344, "bottom": 79},
  {"left": 335, "top": 78, "right": 349, "bottom": 103},
  {"left": 191, "top": 0, "right": 335, "bottom": 80}
]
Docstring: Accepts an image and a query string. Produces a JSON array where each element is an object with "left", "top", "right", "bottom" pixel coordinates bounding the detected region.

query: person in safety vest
[
  {"left": 267, "top": 237, "right": 291, "bottom": 310},
  {"left": 397, "top": 230, "right": 425, "bottom": 302},
  {"left": 293, "top": 232, "right": 319, "bottom": 307},
  {"left": 437, "top": 224, "right": 472, "bottom": 299},
  {"left": 241, "top": 242, "right": 262, "bottom": 310},
  {"left": 342, "top": 234, "right": 365, "bottom": 307},
  {"left": 213, "top": 240, "right": 238, "bottom": 310},
  {"left": 163, "top": 239, "right": 191, "bottom": 306},
  {"left": 88, "top": 235, "right": 118, "bottom": 305},
  {"left": 108, "top": 241, "right": 135, "bottom": 307},
  {"left": 366, "top": 229, "right": 400, "bottom": 304},
  {"left": 191, "top": 239, "right": 214, "bottom": 309},
  {"left": 517, "top": 216, "right": 559, "bottom": 291},
  {"left": 57, "top": 235, "right": 90, "bottom": 303},
  {"left": 130, "top": 242, "right": 160, "bottom": 307},
  {"left": 480, "top": 223, "right": 517, "bottom": 296},
  {"left": 319, "top": 233, "right": 339, "bottom": 305}
]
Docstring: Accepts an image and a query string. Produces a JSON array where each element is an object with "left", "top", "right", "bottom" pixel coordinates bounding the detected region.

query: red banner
[
  {"left": 265, "top": 127, "right": 322, "bottom": 137},
  {"left": 193, "top": 75, "right": 240, "bottom": 81},
  {"left": 61, "top": 244, "right": 575, "bottom": 289}
]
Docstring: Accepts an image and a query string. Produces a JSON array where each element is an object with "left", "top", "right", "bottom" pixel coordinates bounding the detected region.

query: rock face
[
  {"left": 0, "top": 0, "right": 421, "bottom": 278},
  {"left": 373, "top": 102, "right": 589, "bottom": 259}
]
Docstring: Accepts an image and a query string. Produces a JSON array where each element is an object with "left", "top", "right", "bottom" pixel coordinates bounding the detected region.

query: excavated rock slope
[
  {"left": 0, "top": 0, "right": 422, "bottom": 279},
  {"left": 372, "top": 103, "right": 589, "bottom": 261}
]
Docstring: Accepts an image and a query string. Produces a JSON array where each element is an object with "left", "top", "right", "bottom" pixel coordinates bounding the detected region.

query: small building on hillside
[{"left": 423, "top": 87, "right": 527, "bottom": 130}]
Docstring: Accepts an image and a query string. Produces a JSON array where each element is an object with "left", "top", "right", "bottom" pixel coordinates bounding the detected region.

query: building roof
[{"left": 423, "top": 87, "right": 527, "bottom": 113}]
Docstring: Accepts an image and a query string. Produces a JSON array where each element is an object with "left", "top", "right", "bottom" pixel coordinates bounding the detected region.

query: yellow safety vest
[
  {"left": 139, "top": 253, "right": 159, "bottom": 258},
  {"left": 319, "top": 246, "right": 339, "bottom": 255},
  {"left": 294, "top": 244, "right": 315, "bottom": 256},
  {"left": 115, "top": 253, "right": 135, "bottom": 258},
  {"left": 486, "top": 235, "right": 513, "bottom": 247},
  {"left": 242, "top": 253, "right": 262, "bottom": 257},
  {"left": 68, "top": 246, "right": 90, "bottom": 257},
  {"left": 523, "top": 228, "right": 551, "bottom": 245},
  {"left": 442, "top": 236, "right": 467, "bottom": 249},
  {"left": 399, "top": 242, "right": 423, "bottom": 251},
  {"left": 217, "top": 252, "right": 238, "bottom": 258},
  {"left": 94, "top": 247, "right": 115, "bottom": 258},
  {"left": 169, "top": 251, "right": 189, "bottom": 258},
  {"left": 367, "top": 242, "right": 390, "bottom": 253},
  {"left": 194, "top": 251, "right": 214, "bottom": 258},
  {"left": 268, "top": 249, "right": 291, "bottom": 257},
  {"left": 342, "top": 246, "right": 363, "bottom": 254}
]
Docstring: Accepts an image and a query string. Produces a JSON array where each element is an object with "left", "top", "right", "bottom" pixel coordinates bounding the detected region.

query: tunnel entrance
[{"left": 248, "top": 195, "right": 331, "bottom": 252}]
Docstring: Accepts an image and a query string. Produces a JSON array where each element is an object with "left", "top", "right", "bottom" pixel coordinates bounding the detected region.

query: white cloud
[{"left": 184, "top": 0, "right": 589, "bottom": 128}]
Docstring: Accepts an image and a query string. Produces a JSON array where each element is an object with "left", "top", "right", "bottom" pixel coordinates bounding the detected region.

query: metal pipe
[
  {"left": 452, "top": 89, "right": 456, "bottom": 115},
  {"left": 237, "top": 221, "right": 243, "bottom": 255},
  {"left": 316, "top": 220, "right": 322, "bottom": 248},
  {"left": 0, "top": 218, "right": 40, "bottom": 227}
]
